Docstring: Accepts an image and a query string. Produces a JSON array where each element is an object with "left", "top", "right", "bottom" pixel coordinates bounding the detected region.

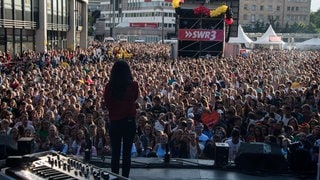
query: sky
[{"left": 311, "top": 0, "right": 320, "bottom": 12}]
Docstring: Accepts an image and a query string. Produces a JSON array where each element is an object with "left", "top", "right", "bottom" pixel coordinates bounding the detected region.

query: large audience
[{"left": 0, "top": 41, "right": 319, "bottom": 173}]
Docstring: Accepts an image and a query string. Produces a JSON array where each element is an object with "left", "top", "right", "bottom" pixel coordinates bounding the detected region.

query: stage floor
[{"left": 90, "top": 156, "right": 316, "bottom": 180}]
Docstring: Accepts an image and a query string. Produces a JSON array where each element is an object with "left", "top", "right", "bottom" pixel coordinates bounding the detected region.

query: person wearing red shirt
[{"left": 103, "top": 60, "right": 139, "bottom": 178}]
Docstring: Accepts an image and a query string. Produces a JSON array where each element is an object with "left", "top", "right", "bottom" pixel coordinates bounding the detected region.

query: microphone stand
[
  {"left": 317, "top": 145, "right": 320, "bottom": 180},
  {"left": 164, "top": 143, "right": 170, "bottom": 163}
]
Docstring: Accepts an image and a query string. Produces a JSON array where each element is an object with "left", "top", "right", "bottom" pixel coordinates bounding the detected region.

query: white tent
[
  {"left": 296, "top": 38, "right": 320, "bottom": 50},
  {"left": 228, "top": 24, "right": 253, "bottom": 47},
  {"left": 253, "top": 25, "right": 285, "bottom": 49}
]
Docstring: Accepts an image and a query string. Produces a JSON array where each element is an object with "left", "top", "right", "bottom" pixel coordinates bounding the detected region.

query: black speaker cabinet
[
  {"left": 235, "top": 142, "right": 288, "bottom": 172},
  {"left": 18, "top": 137, "right": 34, "bottom": 155},
  {"left": 214, "top": 142, "right": 229, "bottom": 167}
]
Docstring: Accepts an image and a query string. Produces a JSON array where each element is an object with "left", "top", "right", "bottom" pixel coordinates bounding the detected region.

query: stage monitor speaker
[
  {"left": 288, "top": 149, "right": 315, "bottom": 173},
  {"left": 235, "top": 142, "right": 288, "bottom": 172},
  {"left": 18, "top": 137, "right": 35, "bottom": 155},
  {"left": 237, "top": 142, "right": 271, "bottom": 154},
  {"left": 214, "top": 142, "right": 229, "bottom": 167}
]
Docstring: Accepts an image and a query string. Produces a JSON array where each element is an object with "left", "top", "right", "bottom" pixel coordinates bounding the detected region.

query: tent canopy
[
  {"left": 228, "top": 24, "right": 253, "bottom": 44},
  {"left": 253, "top": 25, "right": 285, "bottom": 45},
  {"left": 297, "top": 38, "right": 320, "bottom": 46},
  {"left": 296, "top": 38, "right": 320, "bottom": 50}
]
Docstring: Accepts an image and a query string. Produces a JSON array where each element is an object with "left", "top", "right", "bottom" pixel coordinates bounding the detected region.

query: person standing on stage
[{"left": 103, "top": 60, "right": 139, "bottom": 178}]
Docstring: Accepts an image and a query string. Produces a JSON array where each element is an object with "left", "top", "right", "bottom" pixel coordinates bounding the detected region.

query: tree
[
  {"left": 88, "top": 10, "right": 101, "bottom": 26},
  {"left": 310, "top": 9, "right": 320, "bottom": 32},
  {"left": 235, "top": 9, "right": 320, "bottom": 33},
  {"left": 88, "top": 10, "right": 101, "bottom": 36}
]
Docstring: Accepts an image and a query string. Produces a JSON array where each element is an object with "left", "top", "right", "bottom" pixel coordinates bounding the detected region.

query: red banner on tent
[
  {"left": 201, "top": 111, "right": 220, "bottom": 127},
  {"left": 129, "top": 23, "right": 158, "bottom": 28},
  {"left": 178, "top": 29, "right": 224, "bottom": 41},
  {"left": 269, "top": 35, "right": 282, "bottom": 42}
]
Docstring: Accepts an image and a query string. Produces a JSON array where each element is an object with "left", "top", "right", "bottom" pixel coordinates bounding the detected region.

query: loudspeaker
[
  {"left": 235, "top": 142, "right": 288, "bottom": 172},
  {"left": 288, "top": 149, "right": 315, "bottom": 173},
  {"left": 18, "top": 137, "right": 35, "bottom": 155},
  {"left": 177, "top": 9, "right": 224, "bottom": 58},
  {"left": 214, "top": 143, "right": 229, "bottom": 167},
  {"left": 238, "top": 142, "right": 273, "bottom": 154}
]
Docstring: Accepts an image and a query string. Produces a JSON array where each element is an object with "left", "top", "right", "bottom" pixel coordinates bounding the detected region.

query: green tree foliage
[
  {"left": 310, "top": 10, "right": 320, "bottom": 32},
  {"left": 243, "top": 10, "right": 320, "bottom": 33},
  {"left": 88, "top": 10, "right": 101, "bottom": 36},
  {"left": 89, "top": 10, "right": 101, "bottom": 26}
]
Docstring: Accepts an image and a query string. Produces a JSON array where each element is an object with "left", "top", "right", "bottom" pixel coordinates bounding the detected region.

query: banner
[
  {"left": 129, "top": 23, "right": 158, "bottom": 28},
  {"left": 269, "top": 35, "right": 282, "bottom": 42},
  {"left": 178, "top": 29, "right": 224, "bottom": 41}
]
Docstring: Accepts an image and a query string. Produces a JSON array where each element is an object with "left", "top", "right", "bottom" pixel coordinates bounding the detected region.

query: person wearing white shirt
[{"left": 225, "top": 128, "right": 242, "bottom": 162}]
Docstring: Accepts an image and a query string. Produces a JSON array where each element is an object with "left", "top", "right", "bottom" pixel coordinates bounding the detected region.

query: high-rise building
[
  {"left": 98, "top": 0, "right": 176, "bottom": 42},
  {"left": 0, "top": 0, "right": 88, "bottom": 55},
  {"left": 237, "top": 0, "right": 311, "bottom": 28}
]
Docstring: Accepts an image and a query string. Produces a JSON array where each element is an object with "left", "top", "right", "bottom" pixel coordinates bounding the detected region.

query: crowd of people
[{"left": 0, "top": 41, "right": 319, "bottom": 174}]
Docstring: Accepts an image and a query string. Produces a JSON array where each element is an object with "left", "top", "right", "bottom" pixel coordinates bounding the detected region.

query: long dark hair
[{"left": 109, "top": 60, "right": 133, "bottom": 100}]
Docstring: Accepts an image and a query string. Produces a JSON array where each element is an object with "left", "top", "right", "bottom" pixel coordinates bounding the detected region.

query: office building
[
  {"left": 239, "top": 0, "right": 311, "bottom": 28},
  {"left": 97, "top": 0, "right": 176, "bottom": 42},
  {"left": 0, "top": 0, "right": 88, "bottom": 55}
]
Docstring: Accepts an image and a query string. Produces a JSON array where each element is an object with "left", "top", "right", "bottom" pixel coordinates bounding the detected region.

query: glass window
[
  {"left": 0, "top": 29, "right": 5, "bottom": 51},
  {"left": 47, "top": 0, "right": 52, "bottom": 14},
  {"left": 58, "top": 0, "right": 62, "bottom": 24},
  {"left": 63, "top": 0, "right": 68, "bottom": 25},
  {"left": 251, "top": 14, "right": 256, "bottom": 22},
  {"left": 5, "top": 9, "right": 12, "bottom": 19},
  {"left": 24, "top": 0, "right": 32, "bottom": 21},
  {"left": 7, "top": 42, "right": 14, "bottom": 54},
  {"left": 15, "top": 43, "right": 22, "bottom": 56},
  {"left": 0, "top": 1, "right": 2, "bottom": 19},
  {"left": 6, "top": 28, "right": 14, "bottom": 53},
  {"left": 15, "top": 0, "right": 22, "bottom": 10},
  {"left": 53, "top": 0, "right": 58, "bottom": 24},
  {"left": 22, "top": 42, "right": 33, "bottom": 51},
  {"left": 251, "top": 5, "right": 256, "bottom": 11},
  {"left": 15, "top": 0, "right": 23, "bottom": 20},
  {"left": 4, "top": 0, "right": 12, "bottom": 9},
  {"left": 32, "top": 0, "right": 39, "bottom": 23},
  {"left": 53, "top": 0, "right": 57, "bottom": 15},
  {"left": 25, "top": 0, "right": 31, "bottom": 11},
  {"left": 243, "top": 14, "right": 248, "bottom": 20},
  {"left": 244, "top": 4, "right": 248, "bottom": 10},
  {"left": 15, "top": 29, "right": 21, "bottom": 41}
]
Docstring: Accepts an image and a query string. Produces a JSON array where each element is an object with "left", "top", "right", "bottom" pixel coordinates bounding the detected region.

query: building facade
[
  {"left": 0, "top": 0, "right": 88, "bottom": 55},
  {"left": 97, "top": 0, "right": 312, "bottom": 42},
  {"left": 239, "top": 0, "right": 311, "bottom": 28},
  {"left": 98, "top": 0, "right": 177, "bottom": 42},
  {"left": 98, "top": 0, "right": 240, "bottom": 42}
]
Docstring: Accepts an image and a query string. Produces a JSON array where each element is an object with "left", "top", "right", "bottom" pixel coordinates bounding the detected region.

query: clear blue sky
[{"left": 311, "top": 0, "right": 320, "bottom": 12}]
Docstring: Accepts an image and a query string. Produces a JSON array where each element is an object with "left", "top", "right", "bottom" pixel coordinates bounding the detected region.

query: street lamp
[
  {"left": 111, "top": 0, "right": 116, "bottom": 38},
  {"left": 154, "top": 6, "right": 164, "bottom": 44}
]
